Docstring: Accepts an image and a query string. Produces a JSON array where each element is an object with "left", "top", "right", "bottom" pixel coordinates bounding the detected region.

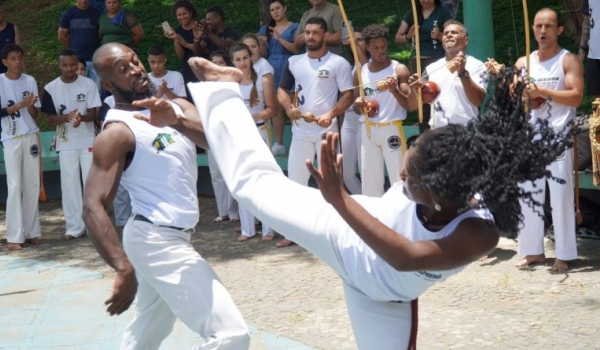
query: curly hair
[
  {"left": 171, "top": 0, "right": 199, "bottom": 21},
  {"left": 361, "top": 24, "right": 389, "bottom": 45},
  {"left": 414, "top": 68, "right": 574, "bottom": 233}
]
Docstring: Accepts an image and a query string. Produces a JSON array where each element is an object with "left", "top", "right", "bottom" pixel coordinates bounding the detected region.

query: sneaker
[{"left": 272, "top": 142, "right": 286, "bottom": 156}]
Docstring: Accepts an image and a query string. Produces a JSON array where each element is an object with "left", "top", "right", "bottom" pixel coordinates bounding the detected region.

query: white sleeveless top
[
  {"left": 240, "top": 78, "right": 265, "bottom": 124},
  {"left": 360, "top": 60, "right": 407, "bottom": 123},
  {"left": 529, "top": 49, "right": 575, "bottom": 133},
  {"left": 104, "top": 104, "right": 199, "bottom": 228},
  {"left": 337, "top": 182, "right": 494, "bottom": 301}
]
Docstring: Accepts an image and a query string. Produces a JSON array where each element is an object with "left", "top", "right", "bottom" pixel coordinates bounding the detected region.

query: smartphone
[
  {"left": 341, "top": 20, "right": 352, "bottom": 45},
  {"left": 161, "top": 21, "right": 174, "bottom": 36}
]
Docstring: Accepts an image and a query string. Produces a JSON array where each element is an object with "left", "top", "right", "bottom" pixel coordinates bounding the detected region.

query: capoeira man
[
  {"left": 275, "top": 16, "right": 353, "bottom": 247},
  {"left": 352, "top": 24, "right": 415, "bottom": 197},
  {"left": 42, "top": 49, "right": 101, "bottom": 240},
  {"left": 136, "top": 57, "right": 574, "bottom": 350},
  {"left": 513, "top": 8, "right": 584, "bottom": 272},
  {"left": 409, "top": 21, "right": 486, "bottom": 129},
  {"left": 0, "top": 43, "right": 42, "bottom": 250},
  {"left": 83, "top": 43, "right": 249, "bottom": 349}
]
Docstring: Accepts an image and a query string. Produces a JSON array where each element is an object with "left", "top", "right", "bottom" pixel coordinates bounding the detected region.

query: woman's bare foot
[
  {"left": 213, "top": 215, "right": 229, "bottom": 222},
  {"left": 275, "top": 238, "right": 294, "bottom": 247},
  {"left": 515, "top": 254, "right": 546, "bottom": 268},
  {"left": 7, "top": 243, "right": 22, "bottom": 250},
  {"left": 25, "top": 238, "right": 42, "bottom": 245},
  {"left": 551, "top": 259, "right": 569, "bottom": 272},
  {"left": 237, "top": 235, "right": 251, "bottom": 242},
  {"left": 188, "top": 57, "right": 242, "bottom": 83},
  {"left": 262, "top": 235, "right": 274, "bottom": 243}
]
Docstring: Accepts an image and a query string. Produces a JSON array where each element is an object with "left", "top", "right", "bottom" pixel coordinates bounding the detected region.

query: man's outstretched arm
[{"left": 132, "top": 97, "right": 209, "bottom": 149}]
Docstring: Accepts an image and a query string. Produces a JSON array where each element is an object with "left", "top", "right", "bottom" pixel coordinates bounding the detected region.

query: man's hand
[
  {"left": 316, "top": 113, "right": 333, "bottom": 128},
  {"left": 155, "top": 80, "right": 167, "bottom": 99},
  {"left": 286, "top": 105, "right": 301, "bottom": 120},
  {"left": 453, "top": 51, "right": 467, "bottom": 76},
  {"left": 105, "top": 268, "right": 137, "bottom": 316},
  {"left": 132, "top": 98, "right": 179, "bottom": 127},
  {"left": 20, "top": 91, "right": 38, "bottom": 108},
  {"left": 66, "top": 109, "right": 81, "bottom": 127}
]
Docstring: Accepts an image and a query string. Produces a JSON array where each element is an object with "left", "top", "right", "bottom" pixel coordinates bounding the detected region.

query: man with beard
[
  {"left": 352, "top": 24, "right": 416, "bottom": 197},
  {"left": 276, "top": 16, "right": 353, "bottom": 247},
  {"left": 82, "top": 43, "right": 249, "bottom": 349},
  {"left": 409, "top": 21, "right": 487, "bottom": 129},
  {"left": 42, "top": 49, "right": 101, "bottom": 241}
]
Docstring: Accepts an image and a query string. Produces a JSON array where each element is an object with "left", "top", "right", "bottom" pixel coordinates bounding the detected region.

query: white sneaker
[{"left": 272, "top": 142, "right": 286, "bottom": 156}]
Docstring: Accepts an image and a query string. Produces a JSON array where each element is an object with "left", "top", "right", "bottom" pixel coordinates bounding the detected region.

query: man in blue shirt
[{"left": 58, "top": 0, "right": 101, "bottom": 88}]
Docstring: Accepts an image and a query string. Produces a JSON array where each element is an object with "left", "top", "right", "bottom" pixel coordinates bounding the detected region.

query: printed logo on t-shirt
[
  {"left": 415, "top": 271, "right": 442, "bottom": 281},
  {"left": 58, "top": 104, "right": 67, "bottom": 115},
  {"left": 387, "top": 135, "right": 401, "bottom": 150},
  {"left": 152, "top": 133, "right": 175, "bottom": 153},
  {"left": 317, "top": 69, "right": 330, "bottom": 79},
  {"left": 364, "top": 87, "right": 375, "bottom": 97},
  {"left": 77, "top": 93, "right": 86, "bottom": 102}
]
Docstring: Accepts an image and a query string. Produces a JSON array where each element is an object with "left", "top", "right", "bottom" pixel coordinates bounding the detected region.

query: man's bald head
[{"left": 93, "top": 43, "right": 132, "bottom": 81}]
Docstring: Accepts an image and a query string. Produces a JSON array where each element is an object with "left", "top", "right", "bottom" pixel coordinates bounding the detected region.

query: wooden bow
[
  {"left": 410, "top": 0, "right": 424, "bottom": 124},
  {"left": 522, "top": 0, "right": 530, "bottom": 84},
  {"left": 336, "top": 0, "right": 372, "bottom": 136}
]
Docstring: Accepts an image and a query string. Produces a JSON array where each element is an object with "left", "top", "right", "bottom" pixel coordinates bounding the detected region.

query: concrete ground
[{"left": 1, "top": 197, "right": 600, "bottom": 349}]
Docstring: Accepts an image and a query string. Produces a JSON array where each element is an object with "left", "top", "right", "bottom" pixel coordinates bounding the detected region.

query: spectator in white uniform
[
  {"left": 275, "top": 16, "right": 353, "bottom": 247},
  {"left": 42, "top": 48, "right": 101, "bottom": 241},
  {"left": 409, "top": 21, "right": 487, "bottom": 129}
]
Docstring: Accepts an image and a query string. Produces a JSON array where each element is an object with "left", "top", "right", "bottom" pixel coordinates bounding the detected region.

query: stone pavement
[{"left": 1, "top": 197, "right": 600, "bottom": 349}]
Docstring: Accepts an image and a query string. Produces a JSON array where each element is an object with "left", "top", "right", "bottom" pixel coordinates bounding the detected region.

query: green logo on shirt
[{"left": 152, "top": 133, "right": 174, "bottom": 153}]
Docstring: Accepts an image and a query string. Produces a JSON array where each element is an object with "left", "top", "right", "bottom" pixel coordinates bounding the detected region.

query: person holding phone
[{"left": 258, "top": 0, "right": 300, "bottom": 156}]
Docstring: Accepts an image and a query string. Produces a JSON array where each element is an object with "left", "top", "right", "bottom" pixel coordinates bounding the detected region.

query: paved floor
[
  {"left": 2, "top": 197, "right": 600, "bottom": 349},
  {"left": 0, "top": 255, "right": 313, "bottom": 350}
]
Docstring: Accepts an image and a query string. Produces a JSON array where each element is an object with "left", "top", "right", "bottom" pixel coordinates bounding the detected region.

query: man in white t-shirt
[
  {"left": 276, "top": 16, "right": 353, "bottom": 247},
  {"left": 146, "top": 45, "right": 186, "bottom": 101},
  {"left": 42, "top": 49, "right": 101, "bottom": 241},
  {"left": 409, "top": 22, "right": 487, "bottom": 129},
  {"left": 0, "top": 44, "right": 42, "bottom": 250}
]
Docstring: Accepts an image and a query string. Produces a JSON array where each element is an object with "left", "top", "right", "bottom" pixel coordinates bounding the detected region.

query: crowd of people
[{"left": 0, "top": 0, "right": 597, "bottom": 348}]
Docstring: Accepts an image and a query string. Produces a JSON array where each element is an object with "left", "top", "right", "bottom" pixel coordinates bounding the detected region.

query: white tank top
[
  {"left": 337, "top": 182, "right": 494, "bottom": 301},
  {"left": 103, "top": 104, "right": 199, "bottom": 228},
  {"left": 360, "top": 60, "right": 407, "bottom": 123},
  {"left": 240, "top": 79, "right": 265, "bottom": 124},
  {"left": 529, "top": 49, "right": 575, "bottom": 133}
]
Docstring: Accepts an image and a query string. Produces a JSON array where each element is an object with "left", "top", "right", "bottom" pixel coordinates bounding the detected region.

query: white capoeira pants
[
  {"left": 2, "top": 133, "right": 41, "bottom": 243},
  {"left": 341, "top": 115, "right": 362, "bottom": 195},
  {"left": 287, "top": 119, "right": 338, "bottom": 186},
  {"left": 360, "top": 123, "right": 403, "bottom": 197},
  {"left": 239, "top": 124, "right": 273, "bottom": 237},
  {"left": 121, "top": 217, "right": 250, "bottom": 350},
  {"left": 517, "top": 150, "right": 578, "bottom": 261},
  {"left": 191, "top": 82, "right": 412, "bottom": 350},
  {"left": 59, "top": 148, "right": 93, "bottom": 237},
  {"left": 208, "top": 150, "right": 238, "bottom": 219}
]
